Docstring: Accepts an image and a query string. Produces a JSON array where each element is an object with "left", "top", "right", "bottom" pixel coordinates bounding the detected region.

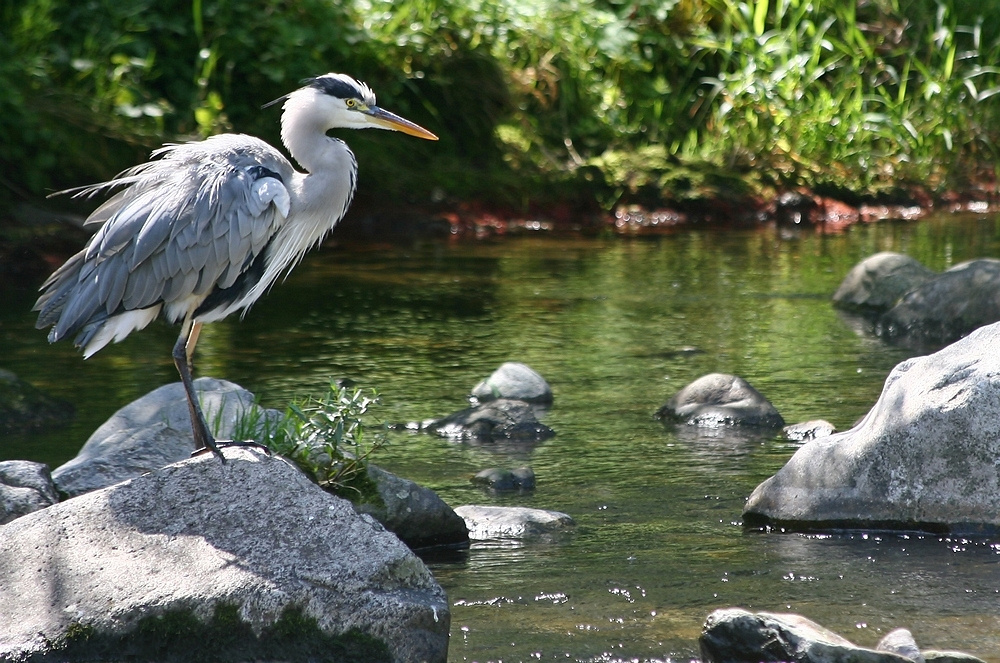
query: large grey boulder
[
  {"left": 48, "top": 379, "right": 466, "bottom": 551},
  {"left": 878, "top": 258, "right": 1000, "bottom": 344},
  {"left": 700, "top": 609, "right": 915, "bottom": 663},
  {"left": 744, "top": 321, "right": 1000, "bottom": 531},
  {"left": 0, "top": 460, "right": 59, "bottom": 524},
  {"left": 0, "top": 448, "right": 449, "bottom": 663},
  {"left": 656, "top": 373, "right": 785, "bottom": 430},
  {"left": 833, "top": 251, "right": 936, "bottom": 312},
  {"left": 52, "top": 377, "right": 263, "bottom": 498},
  {"left": 454, "top": 505, "right": 574, "bottom": 540},
  {"left": 470, "top": 362, "right": 553, "bottom": 404},
  {"left": 358, "top": 465, "right": 469, "bottom": 549}
]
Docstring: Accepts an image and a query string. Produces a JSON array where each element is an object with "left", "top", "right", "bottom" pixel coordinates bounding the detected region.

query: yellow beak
[{"left": 364, "top": 106, "right": 439, "bottom": 140}]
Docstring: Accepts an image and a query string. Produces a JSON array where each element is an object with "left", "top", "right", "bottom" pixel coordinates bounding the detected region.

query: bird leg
[
  {"left": 173, "top": 319, "right": 272, "bottom": 460},
  {"left": 173, "top": 319, "right": 225, "bottom": 462}
]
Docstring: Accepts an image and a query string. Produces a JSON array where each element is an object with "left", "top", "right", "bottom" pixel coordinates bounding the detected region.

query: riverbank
[{"left": 5, "top": 179, "right": 999, "bottom": 288}]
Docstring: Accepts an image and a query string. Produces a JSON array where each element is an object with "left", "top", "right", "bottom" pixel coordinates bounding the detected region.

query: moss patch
[{"left": 48, "top": 604, "right": 391, "bottom": 663}]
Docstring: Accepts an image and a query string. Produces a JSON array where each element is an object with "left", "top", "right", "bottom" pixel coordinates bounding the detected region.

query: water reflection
[{"left": 3, "top": 214, "right": 1000, "bottom": 661}]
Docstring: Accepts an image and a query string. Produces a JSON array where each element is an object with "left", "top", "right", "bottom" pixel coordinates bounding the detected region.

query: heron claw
[{"left": 190, "top": 439, "right": 272, "bottom": 458}]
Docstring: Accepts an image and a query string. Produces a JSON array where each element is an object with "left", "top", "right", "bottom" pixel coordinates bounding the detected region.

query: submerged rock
[
  {"left": 471, "top": 467, "right": 536, "bottom": 493},
  {"left": 0, "top": 448, "right": 449, "bottom": 663},
  {"left": 744, "top": 321, "right": 1000, "bottom": 532},
  {"left": 656, "top": 373, "right": 785, "bottom": 430},
  {"left": 0, "top": 368, "right": 74, "bottom": 434},
  {"left": 0, "top": 461, "right": 59, "bottom": 524},
  {"left": 470, "top": 362, "right": 553, "bottom": 404},
  {"left": 426, "top": 398, "right": 555, "bottom": 443},
  {"left": 701, "top": 609, "right": 916, "bottom": 663},
  {"left": 833, "top": 251, "right": 936, "bottom": 313},
  {"left": 454, "top": 505, "right": 574, "bottom": 540}
]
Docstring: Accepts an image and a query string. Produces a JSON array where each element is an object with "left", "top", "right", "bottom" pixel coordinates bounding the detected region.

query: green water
[{"left": 3, "top": 214, "right": 1000, "bottom": 661}]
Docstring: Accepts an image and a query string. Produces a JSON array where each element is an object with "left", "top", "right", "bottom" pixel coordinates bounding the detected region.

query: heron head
[{"left": 267, "top": 73, "right": 438, "bottom": 141}]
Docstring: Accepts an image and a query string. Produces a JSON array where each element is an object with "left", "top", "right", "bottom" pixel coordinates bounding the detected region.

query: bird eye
[{"left": 346, "top": 99, "right": 356, "bottom": 108}]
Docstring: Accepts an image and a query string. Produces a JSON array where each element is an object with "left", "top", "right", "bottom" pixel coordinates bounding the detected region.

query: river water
[{"left": 3, "top": 213, "right": 1000, "bottom": 661}]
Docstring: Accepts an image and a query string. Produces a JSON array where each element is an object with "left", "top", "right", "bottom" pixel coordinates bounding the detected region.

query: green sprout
[{"left": 235, "top": 382, "right": 387, "bottom": 502}]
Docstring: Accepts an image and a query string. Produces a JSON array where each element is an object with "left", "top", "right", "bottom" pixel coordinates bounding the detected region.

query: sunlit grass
[{"left": 4, "top": 0, "right": 1000, "bottom": 208}]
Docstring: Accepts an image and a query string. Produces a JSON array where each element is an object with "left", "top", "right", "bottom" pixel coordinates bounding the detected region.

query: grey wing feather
[{"left": 35, "top": 134, "right": 293, "bottom": 345}]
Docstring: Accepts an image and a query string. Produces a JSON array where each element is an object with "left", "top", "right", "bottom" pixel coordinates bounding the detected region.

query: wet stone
[
  {"left": 656, "top": 373, "right": 785, "bottom": 430},
  {"left": 454, "top": 505, "right": 574, "bottom": 540},
  {"left": 425, "top": 399, "right": 555, "bottom": 443},
  {"left": 470, "top": 362, "right": 553, "bottom": 404},
  {"left": 471, "top": 467, "right": 536, "bottom": 493},
  {"left": 782, "top": 419, "right": 837, "bottom": 442}
]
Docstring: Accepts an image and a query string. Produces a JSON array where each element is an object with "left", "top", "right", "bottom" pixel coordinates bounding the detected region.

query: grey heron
[{"left": 34, "top": 73, "right": 438, "bottom": 460}]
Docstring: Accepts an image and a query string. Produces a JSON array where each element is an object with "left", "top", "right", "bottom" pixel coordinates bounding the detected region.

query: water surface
[{"left": 3, "top": 213, "right": 1000, "bottom": 661}]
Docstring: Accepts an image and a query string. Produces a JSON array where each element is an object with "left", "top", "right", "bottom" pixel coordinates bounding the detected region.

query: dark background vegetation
[{"left": 3, "top": 0, "right": 1000, "bottom": 221}]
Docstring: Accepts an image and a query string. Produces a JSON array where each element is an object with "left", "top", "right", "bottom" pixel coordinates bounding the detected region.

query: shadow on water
[{"left": 3, "top": 213, "right": 1000, "bottom": 661}]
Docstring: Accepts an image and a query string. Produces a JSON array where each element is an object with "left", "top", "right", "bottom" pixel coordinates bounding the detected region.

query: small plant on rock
[{"left": 234, "top": 382, "right": 387, "bottom": 503}]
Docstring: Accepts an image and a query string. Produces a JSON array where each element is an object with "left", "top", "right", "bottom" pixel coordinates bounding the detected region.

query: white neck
[{"left": 238, "top": 90, "right": 358, "bottom": 307}]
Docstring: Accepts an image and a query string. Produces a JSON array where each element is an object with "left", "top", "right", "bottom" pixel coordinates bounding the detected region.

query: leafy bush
[
  {"left": 233, "top": 383, "right": 387, "bottom": 503},
  {"left": 3, "top": 0, "right": 1000, "bottom": 211}
]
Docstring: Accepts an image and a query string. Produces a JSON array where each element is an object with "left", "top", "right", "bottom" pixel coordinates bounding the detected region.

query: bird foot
[{"left": 191, "top": 439, "right": 272, "bottom": 459}]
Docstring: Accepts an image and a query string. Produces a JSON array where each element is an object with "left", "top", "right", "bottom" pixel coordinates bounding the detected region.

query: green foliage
[
  {"left": 242, "top": 383, "right": 387, "bottom": 504},
  {"left": 3, "top": 0, "right": 1000, "bottom": 210},
  {"left": 690, "top": 0, "right": 1000, "bottom": 194}
]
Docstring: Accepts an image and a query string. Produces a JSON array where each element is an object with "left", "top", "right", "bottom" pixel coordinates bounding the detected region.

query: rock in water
[
  {"left": 878, "top": 258, "right": 1000, "bottom": 344},
  {"left": 470, "top": 362, "right": 553, "bottom": 404},
  {"left": 454, "top": 505, "right": 574, "bottom": 539},
  {"left": 745, "top": 321, "right": 1000, "bottom": 532},
  {"left": 876, "top": 628, "right": 924, "bottom": 662},
  {"left": 782, "top": 419, "right": 836, "bottom": 442},
  {"left": 656, "top": 373, "right": 785, "bottom": 430},
  {"left": 358, "top": 464, "right": 469, "bottom": 549},
  {"left": 832, "top": 251, "right": 935, "bottom": 312},
  {"left": 0, "top": 448, "right": 449, "bottom": 663},
  {"left": 427, "top": 398, "right": 555, "bottom": 443},
  {"left": 700, "top": 609, "right": 914, "bottom": 663}
]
